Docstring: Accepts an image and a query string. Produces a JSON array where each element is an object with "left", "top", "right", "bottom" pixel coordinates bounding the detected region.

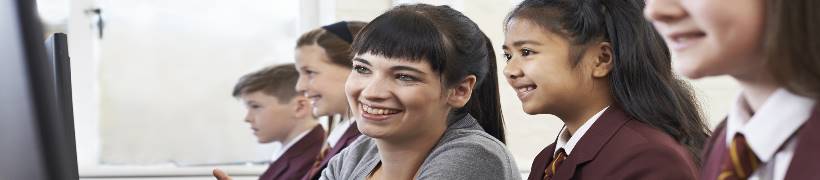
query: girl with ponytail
[
  {"left": 502, "top": 0, "right": 709, "bottom": 179},
  {"left": 322, "top": 4, "right": 520, "bottom": 180}
]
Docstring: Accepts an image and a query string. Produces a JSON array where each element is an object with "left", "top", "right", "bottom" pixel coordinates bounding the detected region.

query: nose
[
  {"left": 360, "top": 77, "right": 391, "bottom": 102},
  {"left": 503, "top": 57, "right": 524, "bottom": 81},
  {"left": 295, "top": 75, "right": 308, "bottom": 94},
  {"left": 244, "top": 111, "right": 253, "bottom": 123},
  {"left": 644, "top": 0, "right": 687, "bottom": 23}
]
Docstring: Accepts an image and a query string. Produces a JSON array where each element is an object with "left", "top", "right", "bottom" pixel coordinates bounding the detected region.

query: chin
[
  {"left": 312, "top": 108, "right": 330, "bottom": 117},
  {"left": 521, "top": 101, "right": 547, "bottom": 115},
  {"left": 357, "top": 122, "right": 391, "bottom": 139},
  {"left": 257, "top": 138, "right": 274, "bottom": 144}
]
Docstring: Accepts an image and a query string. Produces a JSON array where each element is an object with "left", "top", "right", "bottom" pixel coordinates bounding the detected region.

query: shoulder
[
  {"left": 417, "top": 128, "right": 521, "bottom": 180},
  {"left": 594, "top": 120, "right": 697, "bottom": 179},
  {"left": 323, "top": 135, "right": 379, "bottom": 180},
  {"left": 329, "top": 135, "right": 378, "bottom": 168}
]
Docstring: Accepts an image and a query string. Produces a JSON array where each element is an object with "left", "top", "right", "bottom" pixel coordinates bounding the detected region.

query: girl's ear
[
  {"left": 591, "top": 42, "right": 614, "bottom": 78},
  {"left": 447, "top": 75, "right": 477, "bottom": 108}
]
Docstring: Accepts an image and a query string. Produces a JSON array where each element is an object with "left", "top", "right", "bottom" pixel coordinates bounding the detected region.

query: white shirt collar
[
  {"left": 270, "top": 128, "right": 314, "bottom": 162},
  {"left": 726, "top": 88, "right": 815, "bottom": 162},
  {"left": 327, "top": 118, "right": 353, "bottom": 148},
  {"left": 555, "top": 106, "right": 610, "bottom": 156}
]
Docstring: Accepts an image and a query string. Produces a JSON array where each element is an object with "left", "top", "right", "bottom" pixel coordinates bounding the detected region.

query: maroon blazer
[
  {"left": 528, "top": 105, "right": 698, "bottom": 180},
  {"left": 700, "top": 106, "right": 820, "bottom": 180},
  {"left": 259, "top": 125, "right": 325, "bottom": 180},
  {"left": 301, "top": 122, "right": 362, "bottom": 180}
]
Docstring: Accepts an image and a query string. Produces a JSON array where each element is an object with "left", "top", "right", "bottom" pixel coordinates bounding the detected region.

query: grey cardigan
[{"left": 320, "top": 114, "right": 521, "bottom": 180}]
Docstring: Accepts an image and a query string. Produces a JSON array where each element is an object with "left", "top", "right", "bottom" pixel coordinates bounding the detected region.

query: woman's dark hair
[
  {"left": 297, "top": 21, "right": 367, "bottom": 68},
  {"left": 351, "top": 4, "right": 506, "bottom": 143},
  {"left": 506, "top": 0, "right": 710, "bottom": 163},
  {"left": 764, "top": 0, "right": 820, "bottom": 99}
]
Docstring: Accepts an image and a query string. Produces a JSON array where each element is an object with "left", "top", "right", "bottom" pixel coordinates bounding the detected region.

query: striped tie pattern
[
  {"left": 718, "top": 133, "right": 761, "bottom": 180},
  {"left": 544, "top": 149, "right": 567, "bottom": 180}
]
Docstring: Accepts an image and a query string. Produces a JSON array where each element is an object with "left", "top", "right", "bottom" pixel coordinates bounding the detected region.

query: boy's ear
[
  {"left": 447, "top": 75, "right": 477, "bottom": 108},
  {"left": 292, "top": 97, "right": 311, "bottom": 118},
  {"left": 591, "top": 42, "right": 614, "bottom": 78}
]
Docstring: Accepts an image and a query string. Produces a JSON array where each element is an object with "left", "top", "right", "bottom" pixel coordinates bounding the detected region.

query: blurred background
[{"left": 35, "top": 0, "right": 739, "bottom": 179}]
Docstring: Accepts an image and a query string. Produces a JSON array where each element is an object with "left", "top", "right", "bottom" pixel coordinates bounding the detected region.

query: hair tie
[{"left": 321, "top": 21, "right": 354, "bottom": 43}]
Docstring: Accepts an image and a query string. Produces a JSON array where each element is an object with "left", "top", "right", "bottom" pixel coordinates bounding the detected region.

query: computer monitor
[
  {"left": 45, "top": 32, "right": 80, "bottom": 179},
  {"left": 0, "top": 0, "right": 80, "bottom": 179},
  {"left": 45, "top": 32, "right": 79, "bottom": 175}
]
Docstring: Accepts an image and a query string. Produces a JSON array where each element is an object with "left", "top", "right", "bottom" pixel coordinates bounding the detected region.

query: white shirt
[
  {"left": 326, "top": 118, "right": 354, "bottom": 148},
  {"left": 270, "top": 128, "right": 313, "bottom": 162},
  {"left": 725, "top": 88, "right": 815, "bottom": 180},
  {"left": 554, "top": 106, "right": 610, "bottom": 156}
]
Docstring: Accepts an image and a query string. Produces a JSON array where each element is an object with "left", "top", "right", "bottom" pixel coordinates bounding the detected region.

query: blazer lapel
[
  {"left": 262, "top": 125, "right": 325, "bottom": 180},
  {"left": 528, "top": 144, "right": 557, "bottom": 180},
  {"left": 328, "top": 122, "right": 362, "bottom": 156},
  {"left": 785, "top": 106, "right": 820, "bottom": 179},
  {"left": 553, "top": 105, "right": 631, "bottom": 180},
  {"left": 261, "top": 158, "right": 290, "bottom": 180},
  {"left": 699, "top": 120, "right": 727, "bottom": 180}
]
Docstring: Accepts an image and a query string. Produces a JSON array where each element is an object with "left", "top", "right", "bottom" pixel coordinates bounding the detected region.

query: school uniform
[
  {"left": 259, "top": 125, "right": 325, "bottom": 180},
  {"left": 701, "top": 89, "right": 820, "bottom": 180},
  {"left": 528, "top": 105, "right": 698, "bottom": 180},
  {"left": 302, "top": 120, "right": 362, "bottom": 180}
]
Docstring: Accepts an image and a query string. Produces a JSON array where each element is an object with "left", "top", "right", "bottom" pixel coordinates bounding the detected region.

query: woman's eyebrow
[
  {"left": 353, "top": 57, "right": 371, "bottom": 65},
  {"left": 390, "top": 65, "right": 426, "bottom": 75}
]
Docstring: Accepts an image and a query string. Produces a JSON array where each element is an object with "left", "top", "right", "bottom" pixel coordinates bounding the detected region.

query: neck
[
  {"left": 559, "top": 85, "right": 612, "bottom": 135},
  {"left": 732, "top": 67, "right": 779, "bottom": 113},
  {"left": 280, "top": 119, "right": 318, "bottom": 146},
  {"left": 372, "top": 116, "right": 447, "bottom": 179}
]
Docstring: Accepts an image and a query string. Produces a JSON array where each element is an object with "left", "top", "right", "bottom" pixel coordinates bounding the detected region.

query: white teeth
[
  {"left": 361, "top": 103, "right": 400, "bottom": 115},
  {"left": 517, "top": 86, "right": 536, "bottom": 93}
]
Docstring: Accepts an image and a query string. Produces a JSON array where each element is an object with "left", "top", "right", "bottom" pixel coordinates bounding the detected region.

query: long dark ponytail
[
  {"left": 506, "top": 0, "right": 709, "bottom": 162},
  {"left": 352, "top": 4, "right": 506, "bottom": 143}
]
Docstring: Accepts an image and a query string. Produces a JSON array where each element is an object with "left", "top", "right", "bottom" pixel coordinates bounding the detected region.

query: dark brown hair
[
  {"left": 352, "top": 4, "right": 506, "bottom": 143},
  {"left": 506, "top": 0, "right": 710, "bottom": 163},
  {"left": 296, "top": 21, "right": 368, "bottom": 68},
  {"left": 765, "top": 0, "right": 820, "bottom": 99},
  {"left": 232, "top": 63, "right": 300, "bottom": 103}
]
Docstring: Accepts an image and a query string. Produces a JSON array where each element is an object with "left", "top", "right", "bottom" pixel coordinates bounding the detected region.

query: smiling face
[
  {"left": 644, "top": 0, "right": 766, "bottom": 79},
  {"left": 502, "top": 19, "right": 595, "bottom": 116},
  {"left": 239, "top": 92, "right": 299, "bottom": 143},
  {"left": 344, "top": 53, "right": 456, "bottom": 141},
  {"left": 294, "top": 45, "right": 352, "bottom": 116}
]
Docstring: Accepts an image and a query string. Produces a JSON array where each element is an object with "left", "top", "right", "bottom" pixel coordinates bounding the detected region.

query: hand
[{"left": 213, "top": 168, "right": 233, "bottom": 180}]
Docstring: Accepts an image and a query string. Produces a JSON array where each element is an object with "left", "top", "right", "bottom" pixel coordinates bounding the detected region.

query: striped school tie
[
  {"left": 544, "top": 148, "right": 567, "bottom": 180},
  {"left": 718, "top": 133, "right": 761, "bottom": 180}
]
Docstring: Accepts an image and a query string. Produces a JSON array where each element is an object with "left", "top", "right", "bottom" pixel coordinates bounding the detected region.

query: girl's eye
[
  {"left": 521, "top": 48, "right": 533, "bottom": 56},
  {"left": 502, "top": 52, "right": 512, "bottom": 61},
  {"left": 250, "top": 105, "right": 261, "bottom": 109},
  {"left": 304, "top": 70, "right": 317, "bottom": 77},
  {"left": 396, "top": 74, "right": 417, "bottom": 82},
  {"left": 353, "top": 65, "right": 371, "bottom": 74}
]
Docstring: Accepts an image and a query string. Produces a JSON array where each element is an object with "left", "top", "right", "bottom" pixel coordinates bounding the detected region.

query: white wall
[{"left": 93, "top": 0, "right": 302, "bottom": 165}]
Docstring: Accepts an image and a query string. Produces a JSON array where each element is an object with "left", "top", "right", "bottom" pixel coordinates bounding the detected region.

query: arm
[
  {"left": 416, "top": 138, "right": 520, "bottom": 180},
  {"left": 606, "top": 144, "right": 698, "bottom": 180}
]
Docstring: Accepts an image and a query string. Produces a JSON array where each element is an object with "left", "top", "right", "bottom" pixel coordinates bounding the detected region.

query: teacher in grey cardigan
[{"left": 321, "top": 4, "right": 521, "bottom": 180}]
